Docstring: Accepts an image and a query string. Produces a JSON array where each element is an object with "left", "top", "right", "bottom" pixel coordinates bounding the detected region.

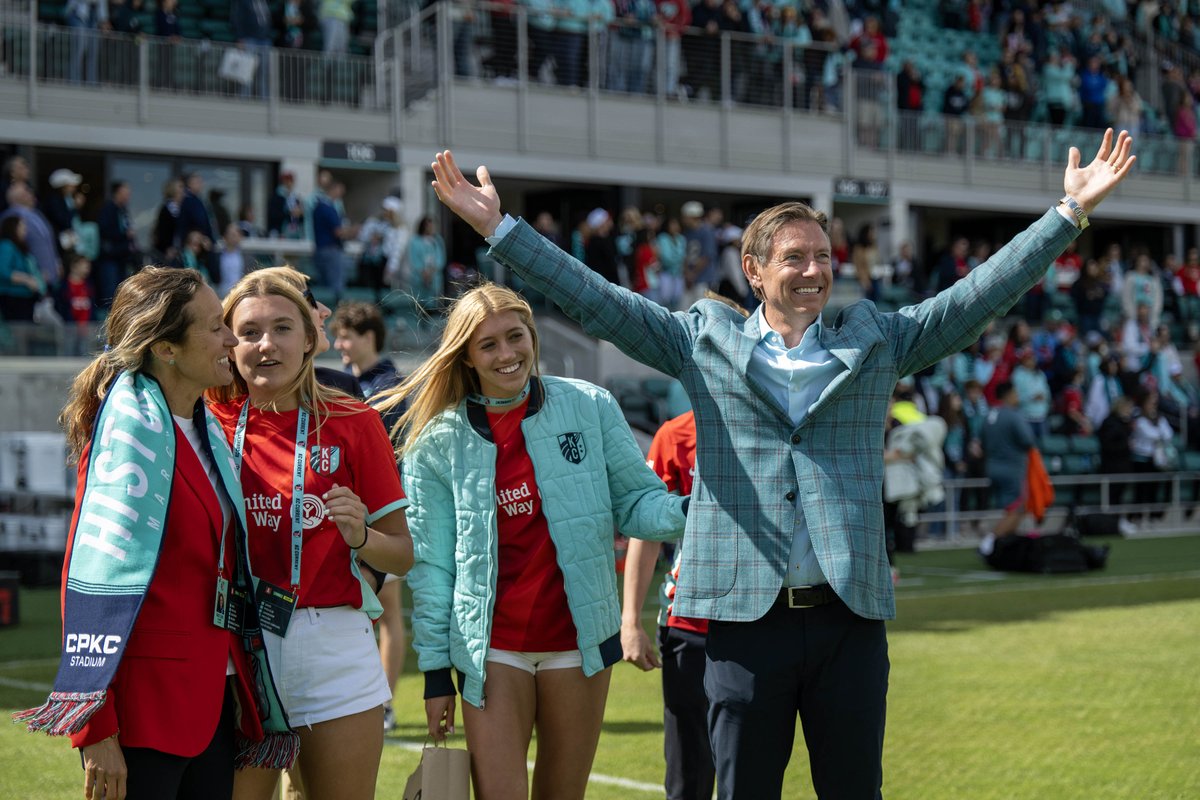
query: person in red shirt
[
  {"left": 34, "top": 268, "right": 272, "bottom": 800},
  {"left": 378, "top": 283, "right": 685, "bottom": 800},
  {"left": 1053, "top": 239, "right": 1083, "bottom": 293},
  {"left": 208, "top": 270, "right": 413, "bottom": 800},
  {"left": 622, "top": 409, "right": 716, "bottom": 800},
  {"left": 849, "top": 15, "right": 888, "bottom": 65},
  {"left": 58, "top": 253, "right": 96, "bottom": 356},
  {"left": 1173, "top": 246, "right": 1200, "bottom": 339}
]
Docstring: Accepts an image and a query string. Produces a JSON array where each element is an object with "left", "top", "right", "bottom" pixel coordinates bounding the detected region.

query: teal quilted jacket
[{"left": 404, "top": 376, "right": 686, "bottom": 707}]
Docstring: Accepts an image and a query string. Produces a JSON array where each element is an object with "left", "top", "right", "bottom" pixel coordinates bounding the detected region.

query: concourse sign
[
  {"left": 833, "top": 177, "right": 890, "bottom": 203},
  {"left": 320, "top": 141, "right": 400, "bottom": 171}
]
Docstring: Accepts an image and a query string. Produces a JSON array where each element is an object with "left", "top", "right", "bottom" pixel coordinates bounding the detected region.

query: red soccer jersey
[
  {"left": 1176, "top": 265, "right": 1200, "bottom": 298},
  {"left": 66, "top": 277, "right": 94, "bottom": 323},
  {"left": 487, "top": 400, "right": 578, "bottom": 652},
  {"left": 210, "top": 400, "right": 407, "bottom": 610},
  {"left": 646, "top": 411, "right": 707, "bottom": 634}
]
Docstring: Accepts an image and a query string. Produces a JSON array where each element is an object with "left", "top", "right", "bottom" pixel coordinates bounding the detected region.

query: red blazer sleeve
[{"left": 69, "top": 687, "right": 118, "bottom": 749}]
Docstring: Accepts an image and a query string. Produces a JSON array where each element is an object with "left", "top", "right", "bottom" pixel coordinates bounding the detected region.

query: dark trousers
[
  {"left": 659, "top": 626, "right": 715, "bottom": 800},
  {"left": 705, "top": 597, "right": 888, "bottom": 799},
  {"left": 119, "top": 685, "right": 236, "bottom": 799}
]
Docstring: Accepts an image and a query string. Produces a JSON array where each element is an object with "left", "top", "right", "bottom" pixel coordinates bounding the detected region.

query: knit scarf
[{"left": 14, "top": 371, "right": 298, "bottom": 769}]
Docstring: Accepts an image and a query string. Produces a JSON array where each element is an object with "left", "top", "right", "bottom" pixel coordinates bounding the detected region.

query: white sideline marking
[
  {"left": 0, "top": 658, "right": 60, "bottom": 671},
  {"left": 0, "top": 676, "right": 51, "bottom": 692},
  {"left": 386, "top": 739, "right": 664, "bottom": 794},
  {"left": 904, "top": 566, "right": 1008, "bottom": 582},
  {"left": 898, "top": 569, "right": 1200, "bottom": 600}
]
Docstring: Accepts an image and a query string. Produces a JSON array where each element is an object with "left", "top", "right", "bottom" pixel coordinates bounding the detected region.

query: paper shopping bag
[
  {"left": 218, "top": 47, "right": 258, "bottom": 87},
  {"left": 402, "top": 743, "right": 470, "bottom": 800}
]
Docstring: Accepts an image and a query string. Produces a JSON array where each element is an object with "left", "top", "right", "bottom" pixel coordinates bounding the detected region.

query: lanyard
[{"left": 233, "top": 400, "right": 310, "bottom": 589}]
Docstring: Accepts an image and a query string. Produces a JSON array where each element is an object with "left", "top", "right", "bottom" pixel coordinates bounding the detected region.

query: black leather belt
[{"left": 776, "top": 584, "right": 837, "bottom": 609}]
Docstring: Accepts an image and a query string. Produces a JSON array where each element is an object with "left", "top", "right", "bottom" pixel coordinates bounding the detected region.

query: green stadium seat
[
  {"left": 1063, "top": 454, "right": 1094, "bottom": 474},
  {"left": 1070, "top": 436, "right": 1100, "bottom": 456},
  {"left": 42, "top": 3, "right": 67, "bottom": 23},
  {"left": 197, "top": 19, "right": 229, "bottom": 38},
  {"left": 1075, "top": 485, "right": 1102, "bottom": 506},
  {"left": 1040, "top": 435, "right": 1071, "bottom": 457}
]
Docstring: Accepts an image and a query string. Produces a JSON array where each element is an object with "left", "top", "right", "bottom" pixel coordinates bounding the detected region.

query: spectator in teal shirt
[
  {"left": 409, "top": 216, "right": 446, "bottom": 313},
  {"left": 1042, "top": 48, "right": 1077, "bottom": 126},
  {"left": 1012, "top": 347, "right": 1051, "bottom": 441},
  {"left": 556, "top": 0, "right": 612, "bottom": 86},
  {"left": 655, "top": 217, "right": 686, "bottom": 310},
  {"left": 0, "top": 216, "right": 48, "bottom": 321}
]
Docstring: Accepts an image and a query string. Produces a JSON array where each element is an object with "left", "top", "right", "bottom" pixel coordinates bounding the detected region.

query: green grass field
[{"left": 2, "top": 535, "right": 1199, "bottom": 799}]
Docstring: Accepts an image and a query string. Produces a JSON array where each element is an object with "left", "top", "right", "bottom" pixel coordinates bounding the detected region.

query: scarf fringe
[
  {"left": 12, "top": 691, "right": 108, "bottom": 735},
  {"left": 236, "top": 731, "right": 300, "bottom": 770}
]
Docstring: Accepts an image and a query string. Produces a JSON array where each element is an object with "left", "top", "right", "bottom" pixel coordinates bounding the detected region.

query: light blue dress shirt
[{"left": 744, "top": 305, "right": 846, "bottom": 587}]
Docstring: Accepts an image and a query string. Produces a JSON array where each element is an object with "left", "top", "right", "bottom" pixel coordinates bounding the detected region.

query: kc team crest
[
  {"left": 309, "top": 445, "right": 341, "bottom": 475},
  {"left": 558, "top": 432, "right": 586, "bottom": 464}
]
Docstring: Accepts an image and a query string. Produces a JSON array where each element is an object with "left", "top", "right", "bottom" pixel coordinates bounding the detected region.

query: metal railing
[
  {"left": 849, "top": 69, "right": 1198, "bottom": 181},
  {"left": 0, "top": 13, "right": 382, "bottom": 119},
  {"left": 378, "top": 1, "right": 845, "bottom": 106},
  {"left": 3, "top": 0, "right": 1197, "bottom": 183},
  {"left": 920, "top": 470, "right": 1200, "bottom": 541}
]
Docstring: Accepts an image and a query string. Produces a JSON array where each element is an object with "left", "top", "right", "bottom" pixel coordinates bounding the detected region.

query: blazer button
[
  {"left": 791, "top": 434, "right": 801, "bottom": 445},
  {"left": 785, "top": 491, "right": 797, "bottom": 502}
]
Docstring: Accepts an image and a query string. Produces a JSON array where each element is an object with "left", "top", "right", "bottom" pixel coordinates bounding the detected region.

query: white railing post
[
  {"left": 268, "top": 49, "right": 280, "bottom": 132},
  {"left": 654, "top": 25, "right": 665, "bottom": 164},
  {"left": 137, "top": 37, "right": 149, "bottom": 123},
  {"left": 27, "top": 0, "right": 38, "bottom": 115},
  {"left": 436, "top": 4, "right": 453, "bottom": 145},
  {"left": 517, "top": 6, "right": 529, "bottom": 153}
]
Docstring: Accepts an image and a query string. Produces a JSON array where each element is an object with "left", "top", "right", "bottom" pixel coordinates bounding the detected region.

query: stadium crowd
[
  {"left": 13, "top": 0, "right": 1200, "bottom": 161},
  {"left": 4, "top": 147, "right": 1198, "bottom": 535}
]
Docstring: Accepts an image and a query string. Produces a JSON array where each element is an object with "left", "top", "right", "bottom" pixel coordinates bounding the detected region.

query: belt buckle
[{"left": 786, "top": 586, "right": 816, "bottom": 609}]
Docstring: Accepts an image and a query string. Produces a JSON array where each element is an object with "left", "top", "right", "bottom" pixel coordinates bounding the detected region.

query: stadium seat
[
  {"left": 1040, "top": 435, "right": 1071, "bottom": 458},
  {"left": 1070, "top": 436, "right": 1100, "bottom": 456},
  {"left": 1062, "top": 454, "right": 1094, "bottom": 474}
]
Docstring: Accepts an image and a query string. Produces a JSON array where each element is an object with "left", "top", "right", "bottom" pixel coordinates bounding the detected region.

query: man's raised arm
[
  {"left": 887, "top": 128, "right": 1138, "bottom": 378},
  {"left": 431, "top": 151, "right": 694, "bottom": 377}
]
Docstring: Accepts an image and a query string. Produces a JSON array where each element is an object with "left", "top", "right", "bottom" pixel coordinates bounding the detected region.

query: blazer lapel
[
  {"left": 804, "top": 319, "right": 878, "bottom": 422},
  {"left": 173, "top": 423, "right": 222, "bottom": 541},
  {"left": 723, "top": 320, "right": 793, "bottom": 426}
]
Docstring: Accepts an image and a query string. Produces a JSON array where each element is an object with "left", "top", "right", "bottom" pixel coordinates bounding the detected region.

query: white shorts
[
  {"left": 486, "top": 648, "right": 582, "bottom": 675},
  {"left": 264, "top": 605, "right": 392, "bottom": 729}
]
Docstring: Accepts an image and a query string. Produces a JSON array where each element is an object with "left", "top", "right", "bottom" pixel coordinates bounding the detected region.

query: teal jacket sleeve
[
  {"left": 402, "top": 431, "right": 458, "bottom": 696},
  {"left": 599, "top": 389, "right": 687, "bottom": 542}
]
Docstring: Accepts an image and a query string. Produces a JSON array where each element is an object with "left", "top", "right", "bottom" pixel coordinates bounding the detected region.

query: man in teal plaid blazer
[{"left": 430, "top": 130, "right": 1135, "bottom": 799}]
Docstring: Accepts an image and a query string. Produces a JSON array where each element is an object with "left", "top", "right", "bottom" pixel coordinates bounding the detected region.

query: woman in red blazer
[{"left": 56, "top": 268, "right": 264, "bottom": 800}]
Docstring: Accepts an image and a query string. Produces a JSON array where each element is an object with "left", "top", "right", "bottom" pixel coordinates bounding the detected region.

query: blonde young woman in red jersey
[{"left": 207, "top": 270, "right": 412, "bottom": 800}]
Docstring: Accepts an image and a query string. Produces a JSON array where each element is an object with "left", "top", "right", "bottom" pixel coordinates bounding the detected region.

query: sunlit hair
[
  {"left": 206, "top": 269, "right": 350, "bottom": 422},
  {"left": 741, "top": 202, "right": 830, "bottom": 301},
  {"left": 375, "top": 283, "right": 540, "bottom": 459},
  {"left": 61, "top": 267, "right": 205, "bottom": 462},
  {"left": 252, "top": 264, "right": 311, "bottom": 295}
]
